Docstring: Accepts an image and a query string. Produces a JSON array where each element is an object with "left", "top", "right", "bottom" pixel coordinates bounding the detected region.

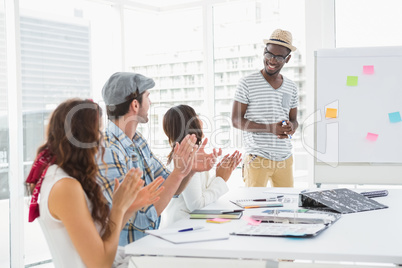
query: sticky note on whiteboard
[
  {"left": 363, "top": 65, "right": 374, "bottom": 74},
  {"left": 347, "top": 76, "right": 358, "bottom": 86},
  {"left": 366, "top": 132, "right": 379, "bottom": 142},
  {"left": 388, "top": 112, "right": 402, "bottom": 123},
  {"left": 325, "top": 108, "right": 338, "bottom": 118}
]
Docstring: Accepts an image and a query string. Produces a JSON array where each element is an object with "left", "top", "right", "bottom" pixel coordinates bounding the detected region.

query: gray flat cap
[{"left": 102, "top": 72, "right": 155, "bottom": 105}]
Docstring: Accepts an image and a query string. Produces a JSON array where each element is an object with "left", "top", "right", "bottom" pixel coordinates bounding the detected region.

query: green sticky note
[{"left": 347, "top": 76, "right": 358, "bottom": 86}]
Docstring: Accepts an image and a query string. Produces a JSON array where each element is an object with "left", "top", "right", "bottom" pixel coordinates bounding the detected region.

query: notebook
[
  {"left": 189, "top": 209, "right": 243, "bottom": 219},
  {"left": 231, "top": 223, "right": 327, "bottom": 237}
]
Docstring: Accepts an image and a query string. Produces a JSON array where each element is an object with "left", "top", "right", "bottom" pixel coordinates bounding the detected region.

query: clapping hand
[
  {"left": 192, "top": 138, "right": 222, "bottom": 172},
  {"left": 216, "top": 150, "right": 242, "bottom": 182},
  {"left": 172, "top": 134, "right": 198, "bottom": 176},
  {"left": 124, "top": 176, "right": 164, "bottom": 215},
  {"left": 112, "top": 168, "right": 144, "bottom": 213}
]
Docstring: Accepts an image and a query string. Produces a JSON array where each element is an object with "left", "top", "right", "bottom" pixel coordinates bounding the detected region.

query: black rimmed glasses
[{"left": 264, "top": 49, "right": 290, "bottom": 63}]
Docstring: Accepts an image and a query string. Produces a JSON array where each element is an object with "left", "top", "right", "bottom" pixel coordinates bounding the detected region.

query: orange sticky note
[
  {"left": 206, "top": 218, "right": 231, "bottom": 224},
  {"left": 325, "top": 108, "right": 338, "bottom": 118}
]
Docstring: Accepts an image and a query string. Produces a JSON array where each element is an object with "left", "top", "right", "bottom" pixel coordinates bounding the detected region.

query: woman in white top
[
  {"left": 161, "top": 105, "right": 242, "bottom": 227},
  {"left": 25, "top": 99, "right": 164, "bottom": 268}
]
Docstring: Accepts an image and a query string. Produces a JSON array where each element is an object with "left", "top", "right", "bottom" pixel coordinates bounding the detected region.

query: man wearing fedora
[
  {"left": 231, "top": 29, "right": 299, "bottom": 188},
  {"left": 97, "top": 72, "right": 219, "bottom": 246}
]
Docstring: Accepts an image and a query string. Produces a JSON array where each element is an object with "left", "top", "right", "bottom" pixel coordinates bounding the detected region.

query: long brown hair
[
  {"left": 33, "top": 98, "right": 112, "bottom": 237},
  {"left": 163, "top": 105, "right": 203, "bottom": 164}
]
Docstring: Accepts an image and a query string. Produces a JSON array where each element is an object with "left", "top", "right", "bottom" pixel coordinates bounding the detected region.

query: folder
[
  {"left": 250, "top": 209, "right": 341, "bottom": 225},
  {"left": 298, "top": 188, "right": 388, "bottom": 214}
]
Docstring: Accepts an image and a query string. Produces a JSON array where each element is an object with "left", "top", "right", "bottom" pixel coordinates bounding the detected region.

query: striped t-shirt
[{"left": 234, "top": 72, "right": 298, "bottom": 161}]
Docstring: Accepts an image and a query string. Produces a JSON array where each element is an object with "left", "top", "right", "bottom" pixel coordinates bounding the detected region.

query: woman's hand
[
  {"left": 125, "top": 176, "right": 165, "bottom": 216},
  {"left": 216, "top": 150, "right": 242, "bottom": 182},
  {"left": 112, "top": 168, "right": 144, "bottom": 213},
  {"left": 172, "top": 134, "right": 198, "bottom": 176},
  {"left": 192, "top": 138, "right": 222, "bottom": 172}
]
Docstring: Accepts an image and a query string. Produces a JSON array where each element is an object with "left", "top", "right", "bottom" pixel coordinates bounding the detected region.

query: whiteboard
[{"left": 314, "top": 46, "right": 402, "bottom": 185}]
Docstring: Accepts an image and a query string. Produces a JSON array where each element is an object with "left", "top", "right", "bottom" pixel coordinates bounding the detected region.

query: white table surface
[{"left": 125, "top": 187, "right": 402, "bottom": 265}]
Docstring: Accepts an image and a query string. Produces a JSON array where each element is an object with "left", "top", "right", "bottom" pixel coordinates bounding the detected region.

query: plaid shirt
[{"left": 97, "top": 121, "right": 170, "bottom": 246}]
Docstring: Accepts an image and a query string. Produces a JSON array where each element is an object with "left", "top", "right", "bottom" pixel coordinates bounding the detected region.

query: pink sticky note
[
  {"left": 242, "top": 215, "right": 261, "bottom": 226},
  {"left": 363, "top": 65, "right": 374, "bottom": 74},
  {"left": 366, "top": 132, "right": 379, "bottom": 141}
]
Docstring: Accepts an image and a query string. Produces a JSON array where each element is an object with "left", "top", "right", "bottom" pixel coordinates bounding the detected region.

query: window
[
  {"left": 212, "top": 0, "right": 307, "bottom": 183},
  {"left": 125, "top": 7, "right": 204, "bottom": 159},
  {"left": 10, "top": 0, "right": 123, "bottom": 266},
  {"left": 0, "top": 2, "right": 9, "bottom": 266},
  {"left": 335, "top": 0, "right": 402, "bottom": 47}
]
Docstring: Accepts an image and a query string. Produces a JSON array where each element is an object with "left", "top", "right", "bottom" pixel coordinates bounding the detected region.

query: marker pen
[{"left": 282, "top": 120, "right": 292, "bottom": 139}]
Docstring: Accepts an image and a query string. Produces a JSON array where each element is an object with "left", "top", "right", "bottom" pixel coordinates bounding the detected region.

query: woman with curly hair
[{"left": 26, "top": 98, "right": 164, "bottom": 268}]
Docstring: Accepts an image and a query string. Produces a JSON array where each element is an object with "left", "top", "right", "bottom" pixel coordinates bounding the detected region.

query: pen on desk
[
  {"left": 282, "top": 120, "right": 292, "bottom": 139},
  {"left": 244, "top": 206, "right": 260, "bottom": 209},
  {"left": 253, "top": 195, "right": 284, "bottom": 201},
  {"left": 221, "top": 209, "right": 244, "bottom": 214},
  {"left": 178, "top": 226, "right": 204, "bottom": 232}
]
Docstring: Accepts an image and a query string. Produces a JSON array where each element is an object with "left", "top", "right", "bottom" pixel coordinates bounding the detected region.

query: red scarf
[{"left": 26, "top": 148, "right": 55, "bottom": 222}]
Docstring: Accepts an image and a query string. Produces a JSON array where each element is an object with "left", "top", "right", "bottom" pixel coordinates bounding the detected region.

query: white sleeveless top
[{"left": 38, "top": 165, "right": 101, "bottom": 268}]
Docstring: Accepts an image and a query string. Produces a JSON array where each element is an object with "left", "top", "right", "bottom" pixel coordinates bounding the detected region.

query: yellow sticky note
[
  {"left": 347, "top": 76, "right": 358, "bottom": 86},
  {"left": 326, "top": 108, "right": 338, "bottom": 118}
]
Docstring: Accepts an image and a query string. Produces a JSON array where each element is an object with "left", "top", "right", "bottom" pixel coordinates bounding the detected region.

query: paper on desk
[
  {"left": 231, "top": 223, "right": 327, "bottom": 237},
  {"left": 145, "top": 227, "right": 229, "bottom": 244}
]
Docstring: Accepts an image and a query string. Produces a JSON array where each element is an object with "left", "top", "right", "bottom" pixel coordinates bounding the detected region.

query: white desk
[{"left": 125, "top": 188, "right": 402, "bottom": 266}]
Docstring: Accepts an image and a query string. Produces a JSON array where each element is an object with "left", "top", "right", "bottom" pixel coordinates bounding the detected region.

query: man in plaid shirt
[{"left": 97, "top": 72, "right": 219, "bottom": 245}]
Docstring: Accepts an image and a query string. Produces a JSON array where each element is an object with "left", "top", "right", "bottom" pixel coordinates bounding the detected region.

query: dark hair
[
  {"left": 31, "top": 98, "right": 112, "bottom": 238},
  {"left": 163, "top": 105, "right": 203, "bottom": 164},
  {"left": 106, "top": 90, "right": 145, "bottom": 119}
]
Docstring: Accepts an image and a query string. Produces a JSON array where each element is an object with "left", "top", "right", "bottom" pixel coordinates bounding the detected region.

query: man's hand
[
  {"left": 192, "top": 138, "right": 222, "bottom": 172},
  {"left": 275, "top": 120, "right": 294, "bottom": 139}
]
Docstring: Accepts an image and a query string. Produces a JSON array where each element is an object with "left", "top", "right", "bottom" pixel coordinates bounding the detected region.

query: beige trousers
[{"left": 243, "top": 154, "right": 294, "bottom": 187}]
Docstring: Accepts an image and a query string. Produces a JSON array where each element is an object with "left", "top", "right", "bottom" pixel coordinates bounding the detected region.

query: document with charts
[{"left": 231, "top": 223, "right": 327, "bottom": 237}]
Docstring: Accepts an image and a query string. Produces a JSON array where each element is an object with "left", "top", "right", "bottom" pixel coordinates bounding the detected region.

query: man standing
[
  {"left": 98, "top": 72, "right": 217, "bottom": 245},
  {"left": 231, "top": 29, "right": 299, "bottom": 188}
]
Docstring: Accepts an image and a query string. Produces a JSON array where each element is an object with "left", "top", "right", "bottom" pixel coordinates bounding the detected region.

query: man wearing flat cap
[
  {"left": 97, "top": 72, "right": 218, "bottom": 245},
  {"left": 232, "top": 29, "right": 299, "bottom": 188}
]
